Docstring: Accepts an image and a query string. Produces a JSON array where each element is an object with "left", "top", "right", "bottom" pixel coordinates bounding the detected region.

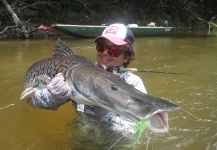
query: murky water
[{"left": 0, "top": 31, "right": 217, "bottom": 150}]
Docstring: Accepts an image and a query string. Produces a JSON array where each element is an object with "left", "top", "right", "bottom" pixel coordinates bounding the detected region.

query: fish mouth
[
  {"left": 139, "top": 106, "right": 179, "bottom": 133},
  {"left": 139, "top": 104, "right": 180, "bottom": 133},
  {"left": 147, "top": 112, "right": 169, "bottom": 133}
]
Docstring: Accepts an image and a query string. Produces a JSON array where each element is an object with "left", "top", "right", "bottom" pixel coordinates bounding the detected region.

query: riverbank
[
  {"left": 0, "top": 26, "right": 213, "bottom": 40},
  {"left": 0, "top": 28, "right": 64, "bottom": 39}
]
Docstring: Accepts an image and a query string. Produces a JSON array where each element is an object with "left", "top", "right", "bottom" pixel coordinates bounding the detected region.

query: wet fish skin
[{"left": 66, "top": 64, "right": 179, "bottom": 122}]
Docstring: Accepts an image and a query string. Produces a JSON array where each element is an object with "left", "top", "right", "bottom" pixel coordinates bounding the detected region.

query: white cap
[{"left": 94, "top": 23, "right": 134, "bottom": 46}]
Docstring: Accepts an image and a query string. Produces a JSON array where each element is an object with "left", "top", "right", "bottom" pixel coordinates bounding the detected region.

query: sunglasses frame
[{"left": 96, "top": 42, "right": 125, "bottom": 57}]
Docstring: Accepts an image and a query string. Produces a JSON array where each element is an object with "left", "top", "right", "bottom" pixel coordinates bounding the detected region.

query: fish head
[{"left": 66, "top": 64, "right": 180, "bottom": 133}]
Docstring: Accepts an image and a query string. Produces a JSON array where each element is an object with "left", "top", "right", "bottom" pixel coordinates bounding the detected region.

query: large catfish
[{"left": 21, "top": 39, "right": 180, "bottom": 133}]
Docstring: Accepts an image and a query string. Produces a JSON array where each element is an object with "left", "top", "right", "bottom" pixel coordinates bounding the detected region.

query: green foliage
[
  {"left": 11, "top": 1, "right": 26, "bottom": 14},
  {"left": 1, "top": 0, "right": 216, "bottom": 28},
  {"left": 68, "top": 11, "right": 79, "bottom": 19},
  {"left": 0, "top": 6, "right": 5, "bottom": 18}
]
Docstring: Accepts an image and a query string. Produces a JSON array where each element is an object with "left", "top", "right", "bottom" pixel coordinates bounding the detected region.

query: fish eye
[{"left": 110, "top": 85, "right": 119, "bottom": 91}]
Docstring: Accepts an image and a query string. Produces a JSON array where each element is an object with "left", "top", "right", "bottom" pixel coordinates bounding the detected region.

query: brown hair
[{"left": 123, "top": 44, "right": 135, "bottom": 67}]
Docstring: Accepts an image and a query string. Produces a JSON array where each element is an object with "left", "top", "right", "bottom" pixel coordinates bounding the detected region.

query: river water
[{"left": 0, "top": 31, "right": 217, "bottom": 150}]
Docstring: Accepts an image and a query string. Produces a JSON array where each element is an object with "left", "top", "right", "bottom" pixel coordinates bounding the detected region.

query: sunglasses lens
[
  {"left": 96, "top": 43, "right": 123, "bottom": 57},
  {"left": 108, "top": 47, "right": 121, "bottom": 57},
  {"left": 96, "top": 44, "right": 106, "bottom": 53}
]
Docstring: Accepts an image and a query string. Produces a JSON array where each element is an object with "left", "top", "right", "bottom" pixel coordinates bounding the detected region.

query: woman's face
[{"left": 96, "top": 39, "right": 129, "bottom": 67}]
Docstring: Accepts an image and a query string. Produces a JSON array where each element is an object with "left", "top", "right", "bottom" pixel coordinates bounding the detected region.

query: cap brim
[{"left": 94, "top": 35, "right": 127, "bottom": 45}]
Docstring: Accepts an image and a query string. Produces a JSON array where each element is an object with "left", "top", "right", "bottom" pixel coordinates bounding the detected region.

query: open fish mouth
[{"left": 147, "top": 112, "right": 169, "bottom": 133}]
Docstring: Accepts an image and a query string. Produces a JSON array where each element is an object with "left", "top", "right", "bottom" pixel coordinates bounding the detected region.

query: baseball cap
[{"left": 94, "top": 23, "right": 134, "bottom": 46}]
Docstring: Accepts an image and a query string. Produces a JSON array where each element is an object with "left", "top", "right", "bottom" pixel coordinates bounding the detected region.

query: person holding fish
[
  {"left": 23, "top": 23, "right": 180, "bottom": 148},
  {"left": 42, "top": 23, "right": 147, "bottom": 133}
]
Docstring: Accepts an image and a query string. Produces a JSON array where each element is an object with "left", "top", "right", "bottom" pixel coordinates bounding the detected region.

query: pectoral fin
[
  {"left": 36, "top": 75, "right": 51, "bottom": 84},
  {"left": 20, "top": 87, "right": 36, "bottom": 100}
]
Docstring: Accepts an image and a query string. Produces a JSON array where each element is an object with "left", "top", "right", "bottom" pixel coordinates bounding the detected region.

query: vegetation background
[{"left": 0, "top": 0, "right": 217, "bottom": 38}]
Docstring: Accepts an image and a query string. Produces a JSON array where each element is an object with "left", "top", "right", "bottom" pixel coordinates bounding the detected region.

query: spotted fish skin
[
  {"left": 23, "top": 39, "right": 93, "bottom": 88},
  {"left": 24, "top": 55, "right": 93, "bottom": 88}
]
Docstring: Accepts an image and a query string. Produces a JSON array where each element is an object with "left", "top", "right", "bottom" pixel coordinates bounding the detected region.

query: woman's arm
[{"left": 27, "top": 73, "right": 71, "bottom": 110}]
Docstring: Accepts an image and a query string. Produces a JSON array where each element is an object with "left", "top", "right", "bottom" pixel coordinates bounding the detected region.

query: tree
[{"left": 1, "top": 0, "right": 29, "bottom": 38}]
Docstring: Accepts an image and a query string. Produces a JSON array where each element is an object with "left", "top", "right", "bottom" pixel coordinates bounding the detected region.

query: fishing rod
[
  {"left": 101, "top": 65, "right": 196, "bottom": 75},
  {"left": 119, "top": 67, "right": 194, "bottom": 75}
]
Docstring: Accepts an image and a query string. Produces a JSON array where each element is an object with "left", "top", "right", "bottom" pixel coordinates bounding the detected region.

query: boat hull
[{"left": 53, "top": 24, "right": 173, "bottom": 38}]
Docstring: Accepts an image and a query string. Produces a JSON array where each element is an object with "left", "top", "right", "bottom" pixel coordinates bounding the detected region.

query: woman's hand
[{"left": 47, "top": 73, "right": 71, "bottom": 102}]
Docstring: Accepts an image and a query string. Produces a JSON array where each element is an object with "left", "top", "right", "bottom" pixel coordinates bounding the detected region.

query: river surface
[{"left": 0, "top": 31, "right": 217, "bottom": 150}]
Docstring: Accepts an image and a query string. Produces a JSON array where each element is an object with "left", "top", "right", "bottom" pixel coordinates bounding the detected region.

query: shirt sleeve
[
  {"left": 120, "top": 71, "right": 147, "bottom": 94},
  {"left": 27, "top": 88, "right": 67, "bottom": 110}
]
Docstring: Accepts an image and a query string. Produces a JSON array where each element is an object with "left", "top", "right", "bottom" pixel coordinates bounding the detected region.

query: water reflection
[{"left": 0, "top": 32, "right": 217, "bottom": 149}]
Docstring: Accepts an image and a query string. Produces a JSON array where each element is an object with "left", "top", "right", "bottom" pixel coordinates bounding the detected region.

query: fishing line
[
  {"left": 107, "top": 131, "right": 129, "bottom": 150},
  {"left": 0, "top": 102, "right": 17, "bottom": 110},
  {"left": 144, "top": 130, "right": 164, "bottom": 150},
  {"left": 108, "top": 119, "right": 148, "bottom": 150},
  {"left": 119, "top": 67, "right": 197, "bottom": 75},
  {"left": 160, "top": 74, "right": 167, "bottom": 85},
  {"left": 146, "top": 131, "right": 151, "bottom": 150},
  {"left": 132, "top": 120, "right": 148, "bottom": 148},
  {"left": 181, "top": 108, "right": 200, "bottom": 121}
]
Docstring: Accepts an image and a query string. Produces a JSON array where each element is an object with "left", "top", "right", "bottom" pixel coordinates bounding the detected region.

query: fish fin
[
  {"left": 20, "top": 87, "right": 36, "bottom": 100},
  {"left": 37, "top": 75, "right": 52, "bottom": 84},
  {"left": 53, "top": 39, "right": 76, "bottom": 56}
]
